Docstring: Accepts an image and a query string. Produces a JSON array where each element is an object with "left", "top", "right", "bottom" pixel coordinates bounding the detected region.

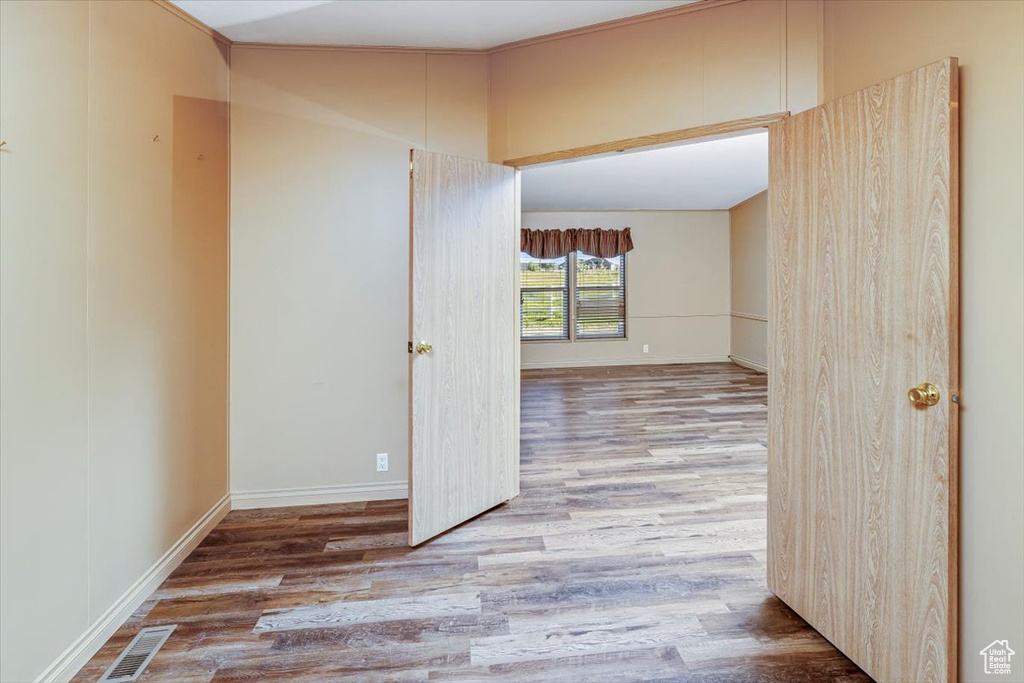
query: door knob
[
  {"left": 415, "top": 340, "right": 433, "bottom": 355},
  {"left": 907, "top": 383, "right": 940, "bottom": 407}
]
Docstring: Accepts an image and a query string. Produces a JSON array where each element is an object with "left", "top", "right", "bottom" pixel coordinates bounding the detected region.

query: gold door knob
[
  {"left": 908, "top": 383, "right": 940, "bottom": 407},
  {"left": 415, "top": 340, "right": 433, "bottom": 355}
]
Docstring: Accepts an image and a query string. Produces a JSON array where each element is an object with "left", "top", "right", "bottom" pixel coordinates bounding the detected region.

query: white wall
[
  {"left": 229, "top": 46, "right": 489, "bottom": 506},
  {"left": 0, "top": 2, "right": 230, "bottom": 681},
  {"left": 729, "top": 191, "right": 767, "bottom": 371},
  {"left": 521, "top": 211, "right": 731, "bottom": 369}
]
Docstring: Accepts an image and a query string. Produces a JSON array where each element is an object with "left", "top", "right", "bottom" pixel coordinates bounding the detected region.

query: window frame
[
  {"left": 519, "top": 250, "right": 627, "bottom": 343},
  {"left": 519, "top": 253, "right": 572, "bottom": 342},
  {"left": 573, "top": 250, "right": 628, "bottom": 342}
]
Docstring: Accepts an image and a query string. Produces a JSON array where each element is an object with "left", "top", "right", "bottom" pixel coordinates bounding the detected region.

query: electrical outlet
[
  {"left": 642, "top": 344, "right": 649, "bottom": 354},
  {"left": 376, "top": 453, "right": 389, "bottom": 472}
]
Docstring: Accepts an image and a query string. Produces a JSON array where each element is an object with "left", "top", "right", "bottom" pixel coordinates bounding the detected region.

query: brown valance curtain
[{"left": 520, "top": 227, "right": 634, "bottom": 259}]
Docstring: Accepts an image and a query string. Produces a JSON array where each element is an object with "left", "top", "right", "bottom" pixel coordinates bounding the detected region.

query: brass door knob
[
  {"left": 415, "top": 340, "right": 433, "bottom": 355},
  {"left": 908, "top": 383, "right": 940, "bottom": 407}
]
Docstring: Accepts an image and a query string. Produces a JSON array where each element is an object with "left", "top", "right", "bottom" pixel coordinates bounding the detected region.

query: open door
[
  {"left": 408, "top": 149, "right": 520, "bottom": 546},
  {"left": 768, "top": 58, "right": 958, "bottom": 682}
]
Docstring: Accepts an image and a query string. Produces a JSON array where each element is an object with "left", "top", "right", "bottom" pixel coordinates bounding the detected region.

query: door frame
[
  {"left": 503, "top": 112, "right": 788, "bottom": 376},
  {"left": 502, "top": 111, "right": 788, "bottom": 168}
]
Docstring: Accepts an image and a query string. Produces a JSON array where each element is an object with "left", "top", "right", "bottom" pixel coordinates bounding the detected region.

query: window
[
  {"left": 520, "top": 251, "right": 626, "bottom": 341},
  {"left": 575, "top": 251, "right": 626, "bottom": 339},
  {"left": 520, "top": 254, "right": 570, "bottom": 340}
]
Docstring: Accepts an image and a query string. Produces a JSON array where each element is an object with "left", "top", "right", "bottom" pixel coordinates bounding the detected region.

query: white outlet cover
[
  {"left": 376, "top": 453, "right": 389, "bottom": 472},
  {"left": 643, "top": 344, "right": 649, "bottom": 354}
]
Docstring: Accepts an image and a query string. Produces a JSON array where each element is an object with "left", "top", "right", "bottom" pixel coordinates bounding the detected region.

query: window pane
[
  {"left": 576, "top": 254, "right": 623, "bottom": 288},
  {"left": 575, "top": 252, "right": 625, "bottom": 339},
  {"left": 521, "top": 253, "right": 569, "bottom": 340},
  {"left": 521, "top": 254, "right": 567, "bottom": 288},
  {"left": 521, "top": 289, "right": 568, "bottom": 339}
]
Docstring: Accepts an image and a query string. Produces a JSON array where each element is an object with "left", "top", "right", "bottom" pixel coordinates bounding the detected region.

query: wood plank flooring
[{"left": 74, "top": 363, "right": 869, "bottom": 682}]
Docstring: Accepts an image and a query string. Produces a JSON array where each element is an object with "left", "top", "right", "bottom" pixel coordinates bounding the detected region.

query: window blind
[{"left": 575, "top": 252, "right": 626, "bottom": 339}]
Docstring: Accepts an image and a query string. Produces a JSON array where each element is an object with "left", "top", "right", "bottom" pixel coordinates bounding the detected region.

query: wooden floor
[{"left": 75, "top": 363, "right": 869, "bottom": 682}]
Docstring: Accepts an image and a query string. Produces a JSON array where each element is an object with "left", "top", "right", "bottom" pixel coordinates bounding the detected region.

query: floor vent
[{"left": 99, "top": 625, "right": 176, "bottom": 682}]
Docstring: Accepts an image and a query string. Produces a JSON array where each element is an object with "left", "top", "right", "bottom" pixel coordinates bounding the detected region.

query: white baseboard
[
  {"left": 35, "top": 481, "right": 408, "bottom": 680},
  {"left": 230, "top": 481, "right": 408, "bottom": 509},
  {"left": 729, "top": 354, "right": 768, "bottom": 374},
  {"left": 36, "top": 494, "right": 231, "bottom": 683},
  {"left": 521, "top": 355, "right": 730, "bottom": 370}
]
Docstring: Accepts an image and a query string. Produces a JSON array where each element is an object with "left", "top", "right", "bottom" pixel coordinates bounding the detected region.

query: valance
[{"left": 521, "top": 227, "right": 634, "bottom": 260}]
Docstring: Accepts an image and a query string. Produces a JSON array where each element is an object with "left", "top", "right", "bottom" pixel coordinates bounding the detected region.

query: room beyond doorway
[{"left": 516, "top": 125, "right": 770, "bottom": 374}]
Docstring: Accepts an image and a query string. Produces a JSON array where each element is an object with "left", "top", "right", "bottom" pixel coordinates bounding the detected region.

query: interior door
[
  {"left": 767, "top": 58, "right": 959, "bottom": 682},
  {"left": 408, "top": 149, "right": 520, "bottom": 546}
]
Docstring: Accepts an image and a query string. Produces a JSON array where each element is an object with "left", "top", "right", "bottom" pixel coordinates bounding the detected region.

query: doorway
[
  {"left": 511, "top": 126, "right": 859, "bottom": 677},
  {"left": 496, "top": 56, "right": 958, "bottom": 683},
  {"left": 405, "top": 56, "right": 957, "bottom": 683}
]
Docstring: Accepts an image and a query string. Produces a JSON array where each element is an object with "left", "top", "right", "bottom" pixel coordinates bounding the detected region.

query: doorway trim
[{"left": 502, "top": 111, "right": 789, "bottom": 168}]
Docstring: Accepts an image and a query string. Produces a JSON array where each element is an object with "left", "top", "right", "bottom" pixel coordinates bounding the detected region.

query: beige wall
[
  {"left": 0, "top": 1, "right": 230, "bottom": 681},
  {"left": 729, "top": 191, "right": 767, "bottom": 371},
  {"left": 521, "top": 211, "right": 731, "bottom": 369},
  {"left": 488, "top": 0, "right": 823, "bottom": 163},
  {"left": 1, "top": 2, "right": 90, "bottom": 680},
  {"left": 229, "top": 46, "right": 488, "bottom": 504},
  {"left": 501, "top": 0, "right": 1024, "bottom": 675},
  {"left": 823, "top": 3, "right": 1024, "bottom": 677},
  {"left": 3, "top": 1, "right": 1021, "bottom": 680}
]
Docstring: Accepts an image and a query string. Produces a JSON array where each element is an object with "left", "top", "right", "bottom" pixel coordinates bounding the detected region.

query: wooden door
[
  {"left": 767, "top": 58, "right": 959, "bottom": 682},
  {"left": 409, "top": 149, "right": 520, "bottom": 546}
]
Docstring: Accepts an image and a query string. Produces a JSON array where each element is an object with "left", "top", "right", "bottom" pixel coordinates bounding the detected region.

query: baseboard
[
  {"left": 521, "top": 355, "right": 730, "bottom": 370},
  {"left": 230, "top": 481, "right": 408, "bottom": 510},
  {"left": 36, "top": 494, "right": 231, "bottom": 683},
  {"left": 729, "top": 354, "right": 768, "bottom": 374}
]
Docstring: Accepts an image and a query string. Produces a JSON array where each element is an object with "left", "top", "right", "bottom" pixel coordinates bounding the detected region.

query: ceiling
[
  {"left": 521, "top": 131, "right": 768, "bottom": 212},
  {"left": 169, "top": 0, "right": 699, "bottom": 49}
]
